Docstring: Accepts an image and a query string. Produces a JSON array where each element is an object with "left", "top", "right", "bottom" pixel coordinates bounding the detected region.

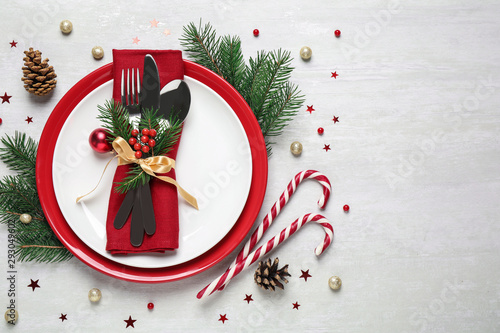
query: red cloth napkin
[{"left": 105, "top": 49, "right": 184, "bottom": 254}]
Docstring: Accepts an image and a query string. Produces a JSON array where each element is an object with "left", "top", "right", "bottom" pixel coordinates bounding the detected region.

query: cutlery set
[{"left": 113, "top": 55, "right": 191, "bottom": 247}]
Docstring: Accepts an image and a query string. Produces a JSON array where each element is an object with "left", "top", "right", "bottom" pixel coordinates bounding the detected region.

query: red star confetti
[
  {"left": 244, "top": 294, "right": 254, "bottom": 304},
  {"left": 306, "top": 105, "right": 315, "bottom": 114},
  {"left": 150, "top": 19, "right": 159, "bottom": 28},
  {"left": 28, "top": 279, "right": 40, "bottom": 291},
  {"left": 132, "top": 37, "right": 140, "bottom": 44},
  {"left": 292, "top": 302, "right": 301, "bottom": 310},
  {"left": 25, "top": 116, "right": 33, "bottom": 124},
  {"left": 163, "top": 29, "right": 171, "bottom": 36},
  {"left": 323, "top": 144, "right": 331, "bottom": 152},
  {"left": 10, "top": 40, "right": 17, "bottom": 48},
  {"left": 59, "top": 314, "right": 67, "bottom": 322},
  {"left": 299, "top": 269, "right": 312, "bottom": 282},
  {"left": 331, "top": 71, "right": 339, "bottom": 79},
  {"left": 332, "top": 116, "right": 339, "bottom": 123},
  {"left": 1, "top": 92, "right": 12, "bottom": 104},
  {"left": 218, "top": 314, "right": 228, "bottom": 324},
  {"left": 124, "top": 316, "right": 136, "bottom": 328}
]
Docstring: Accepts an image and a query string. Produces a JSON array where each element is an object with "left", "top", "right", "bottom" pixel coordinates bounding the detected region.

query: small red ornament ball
[
  {"left": 141, "top": 135, "right": 149, "bottom": 143},
  {"left": 141, "top": 145, "right": 150, "bottom": 153},
  {"left": 148, "top": 139, "right": 156, "bottom": 147},
  {"left": 135, "top": 151, "right": 142, "bottom": 159},
  {"left": 128, "top": 137, "right": 137, "bottom": 145},
  {"left": 89, "top": 128, "right": 112, "bottom": 153},
  {"left": 147, "top": 302, "right": 154, "bottom": 310},
  {"left": 134, "top": 143, "right": 142, "bottom": 151},
  {"left": 142, "top": 128, "right": 150, "bottom": 136},
  {"left": 0, "top": 118, "right": 2, "bottom": 125},
  {"left": 335, "top": 30, "right": 341, "bottom": 37},
  {"left": 317, "top": 127, "right": 324, "bottom": 135},
  {"left": 343, "top": 204, "right": 349, "bottom": 212},
  {"left": 149, "top": 128, "right": 157, "bottom": 137},
  {"left": 131, "top": 129, "right": 139, "bottom": 137},
  {"left": 253, "top": 29, "right": 259, "bottom": 37}
]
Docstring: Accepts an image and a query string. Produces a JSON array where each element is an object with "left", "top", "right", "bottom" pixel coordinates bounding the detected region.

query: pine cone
[
  {"left": 21, "top": 48, "right": 57, "bottom": 96},
  {"left": 254, "top": 257, "right": 291, "bottom": 291}
]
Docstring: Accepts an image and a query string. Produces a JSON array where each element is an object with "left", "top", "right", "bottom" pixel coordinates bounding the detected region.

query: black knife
[{"left": 138, "top": 54, "right": 160, "bottom": 237}]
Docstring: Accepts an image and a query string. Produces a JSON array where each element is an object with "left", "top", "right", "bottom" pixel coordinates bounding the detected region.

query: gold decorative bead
[
  {"left": 5, "top": 309, "right": 18, "bottom": 324},
  {"left": 19, "top": 213, "right": 32, "bottom": 224},
  {"left": 328, "top": 276, "right": 342, "bottom": 290},
  {"left": 88, "top": 288, "right": 102, "bottom": 302},
  {"left": 290, "top": 141, "right": 303, "bottom": 156},
  {"left": 300, "top": 46, "right": 312, "bottom": 61},
  {"left": 60, "top": 20, "right": 73, "bottom": 34},
  {"left": 92, "top": 46, "right": 104, "bottom": 60}
]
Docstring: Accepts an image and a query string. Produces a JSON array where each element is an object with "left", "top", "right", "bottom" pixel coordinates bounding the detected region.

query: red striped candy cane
[
  {"left": 217, "top": 170, "right": 331, "bottom": 291},
  {"left": 197, "top": 213, "right": 334, "bottom": 299}
]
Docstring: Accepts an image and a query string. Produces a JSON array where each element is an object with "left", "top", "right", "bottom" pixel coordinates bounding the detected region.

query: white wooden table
[{"left": 1, "top": 1, "right": 499, "bottom": 331}]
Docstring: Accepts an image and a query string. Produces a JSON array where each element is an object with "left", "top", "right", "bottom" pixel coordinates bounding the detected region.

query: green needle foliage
[
  {"left": 181, "top": 21, "right": 304, "bottom": 155},
  {"left": 0, "top": 132, "right": 72, "bottom": 263},
  {"left": 97, "top": 101, "right": 182, "bottom": 194}
]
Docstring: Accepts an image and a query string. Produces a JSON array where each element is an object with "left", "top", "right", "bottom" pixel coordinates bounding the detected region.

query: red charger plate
[{"left": 36, "top": 60, "right": 268, "bottom": 282}]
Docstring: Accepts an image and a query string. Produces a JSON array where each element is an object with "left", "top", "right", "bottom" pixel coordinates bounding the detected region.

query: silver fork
[
  {"left": 121, "top": 68, "right": 141, "bottom": 117},
  {"left": 114, "top": 67, "right": 150, "bottom": 247}
]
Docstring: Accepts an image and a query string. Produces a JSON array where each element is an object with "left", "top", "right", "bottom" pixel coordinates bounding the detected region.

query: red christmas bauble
[
  {"left": 147, "top": 302, "right": 154, "bottom": 310},
  {"left": 334, "top": 30, "right": 341, "bottom": 37},
  {"left": 317, "top": 127, "right": 324, "bottom": 135},
  {"left": 253, "top": 29, "right": 259, "bottom": 37},
  {"left": 89, "top": 128, "right": 112, "bottom": 153},
  {"left": 343, "top": 204, "right": 349, "bottom": 212}
]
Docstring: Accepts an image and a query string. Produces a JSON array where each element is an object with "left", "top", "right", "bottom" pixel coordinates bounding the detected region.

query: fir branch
[
  {"left": 0, "top": 136, "right": 73, "bottom": 263},
  {"left": 180, "top": 21, "right": 223, "bottom": 77},
  {"left": 111, "top": 107, "right": 182, "bottom": 194},
  {"left": 97, "top": 100, "right": 132, "bottom": 141},
  {"left": 259, "top": 82, "right": 305, "bottom": 154},
  {"left": 218, "top": 35, "right": 246, "bottom": 90},
  {"left": 181, "top": 22, "right": 305, "bottom": 156},
  {"left": 0, "top": 132, "right": 37, "bottom": 181},
  {"left": 115, "top": 165, "right": 149, "bottom": 194}
]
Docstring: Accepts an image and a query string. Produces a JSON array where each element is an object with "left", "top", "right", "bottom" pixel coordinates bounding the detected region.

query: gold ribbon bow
[{"left": 76, "top": 137, "right": 198, "bottom": 210}]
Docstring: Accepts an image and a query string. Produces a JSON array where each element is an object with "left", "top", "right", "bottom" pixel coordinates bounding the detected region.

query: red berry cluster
[{"left": 128, "top": 128, "right": 157, "bottom": 159}]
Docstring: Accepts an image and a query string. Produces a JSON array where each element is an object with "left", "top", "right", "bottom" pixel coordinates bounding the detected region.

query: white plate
[{"left": 52, "top": 77, "right": 252, "bottom": 268}]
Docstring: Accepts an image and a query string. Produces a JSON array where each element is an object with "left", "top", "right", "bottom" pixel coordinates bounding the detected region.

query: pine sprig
[
  {"left": 181, "top": 21, "right": 305, "bottom": 155},
  {"left": 97, "top": 99, "right": 132, "bottom": 142},
  {"left": 0, "top": 132, "right": 37, "bottom": 181},
  {"left": 100, "top": 105, "right": 183, "bottom": 194},
  {"left": 180, "top": 21, "right": 223, "bottom": 77},
  {"left": 0, "top": 133, "right": 72, "bottom": 263}
]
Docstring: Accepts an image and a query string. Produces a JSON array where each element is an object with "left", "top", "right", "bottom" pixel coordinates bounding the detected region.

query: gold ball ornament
[
  {"left": 60, "top": 20, "right": 73, "bottom": 34},
  {"left": 5, "top": 309, "right": 18, "bottom": 324},
  {"left": 88, "top": 288, "right": 102, "bottom": 302},
  {"left": 19, "top": 213, "right": 32, "bottom": 224},
  {"left": 290, "top": 141, "right": 303, "bottom": 156},
  {"left": 92, "top": 46, "right": 104, "bottom": 60},
  {"left": 328, "top": 276, "right": 342, "bottom": 290},
  {"left": 300, "top": 46, "right": 312, "bottom": 61}
]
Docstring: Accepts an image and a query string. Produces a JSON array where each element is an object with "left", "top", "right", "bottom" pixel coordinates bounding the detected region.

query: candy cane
[
  {"left": 197, "top": 213, "right": 334, "bottom": 299},
  {"left": 218, "top": 170, "right": 331, "bottom": 291}
]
